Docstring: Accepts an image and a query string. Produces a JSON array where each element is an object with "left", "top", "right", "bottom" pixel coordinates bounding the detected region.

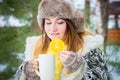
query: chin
[
  {"left": 51, "top": 37, "right": 62, "bottom": 40},
  {"left": 49, "top": 35, "right": 63, "bottom": 40}
]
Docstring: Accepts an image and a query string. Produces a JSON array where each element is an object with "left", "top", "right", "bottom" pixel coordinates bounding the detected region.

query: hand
[
  {"left": 58, "top": 50, "right": 83, "bottom": 72},
  {"left": 58, "top": 50, "right": 77, "bottom": 66},
  {"left": 24, "top": 60, "right": 39, "bottom": 78}
]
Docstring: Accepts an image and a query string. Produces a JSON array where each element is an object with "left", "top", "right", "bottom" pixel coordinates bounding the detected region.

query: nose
[{"left": 51, "top": 23, "right": 57, "bottom": 32}]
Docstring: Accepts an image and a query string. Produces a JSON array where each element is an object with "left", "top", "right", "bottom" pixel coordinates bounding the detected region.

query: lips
[
  {"left": 50, "top": 33, "right": 59, "bottom": 36},
  {"left": 49, "top": 33, "right": 61, "bottom": 39}
]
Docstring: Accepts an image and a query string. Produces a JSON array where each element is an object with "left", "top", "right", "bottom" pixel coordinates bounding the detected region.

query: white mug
[{"left": 35, "top": 54, "right": 55, "bottom": 80}]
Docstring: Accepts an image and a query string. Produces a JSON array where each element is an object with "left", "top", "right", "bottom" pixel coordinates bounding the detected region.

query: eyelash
[
  {"left": 46, "top": 22, "right": 51, "bottom": 24},
  {"left": 58, "top": 22, "right": 64, "bottom": 24},
  {"left": 46, "top": 22, "right": 64, "bottom": 25}
]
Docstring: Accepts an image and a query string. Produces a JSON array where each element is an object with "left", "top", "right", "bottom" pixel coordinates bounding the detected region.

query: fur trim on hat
[{"left": 37, "top": 0, "right": 85, "bottom": 33}]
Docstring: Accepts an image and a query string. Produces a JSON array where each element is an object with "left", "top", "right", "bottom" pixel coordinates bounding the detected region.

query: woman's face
[{"left": 44, "top": 17, "right": 67, "bottom": 40}]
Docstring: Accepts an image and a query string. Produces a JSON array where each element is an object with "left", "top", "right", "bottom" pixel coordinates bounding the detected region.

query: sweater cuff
[
  {"left": 65, "top": 55, "right": 84, "bottom": 73},
  {"left": 23, "top": 61, "right": 39, "bottom": 79},
  {"left": 60, "top": 57, "right": 86, "bottom": 80}
]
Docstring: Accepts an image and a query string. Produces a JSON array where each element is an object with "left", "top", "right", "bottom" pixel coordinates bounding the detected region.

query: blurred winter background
[{"left": 0, "top": 0, "right": 120, "bottom": 80}]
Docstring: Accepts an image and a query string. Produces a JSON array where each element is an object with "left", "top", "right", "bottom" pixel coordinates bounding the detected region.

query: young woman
[{"left": 14, "top": 0, "right": 108, "bottom": 80}]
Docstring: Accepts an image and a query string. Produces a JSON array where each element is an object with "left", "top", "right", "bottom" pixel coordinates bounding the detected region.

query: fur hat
[{"left": 37, "top": 0, "right": 85, "bottom": 33}]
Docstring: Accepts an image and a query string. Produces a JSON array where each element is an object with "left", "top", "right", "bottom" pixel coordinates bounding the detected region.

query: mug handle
[{"left": 35, "top": 59, "right": 40, "bottom": 77}]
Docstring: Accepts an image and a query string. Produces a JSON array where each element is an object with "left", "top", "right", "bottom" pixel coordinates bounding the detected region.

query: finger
[
  {"left": 28, "top": 60, "right": 36, "bottom": 70},
  {"left": 60, "top": 51, "right": 73, "bottom": 61},
  {"left": 32, "top": 64, "right": 39, "bottom": 70},
  {"left": 61, "top": 50, "right": 70, "bottom": 55},
  {"left": 69, "top": 51, "right": 76, "bottom": 57},
  {"left": 30, "top": 60, "right": 35, "bottom": 64},
  {"left": 59, "top": 53, "right": 68, "bottom": 59},
  {"left": 59, "top": 50, "right": 70, "bottom": 58},
  {"left": 31, "top": 60, "right": 39, "bottom": 69},
  {"left": 61, "top": 50, "right": 75, "bottom": 58},
  {"left": 27, "top": 65, "right": 35, "bottom": 73},
  {"left": 31, "top": 60, "right": 38, "bottom": 66},
  {"left": 64, "top": 51, "right": 76, "bottom": 57},
  {"left": 58, "top": 53, "right": 67, "bottom": 62},
  {"left": 27, "top": 61, "right": 32, "bottom": 68},
  {"left": 59, "top": 51, "right": 71, "bottom": 62}
]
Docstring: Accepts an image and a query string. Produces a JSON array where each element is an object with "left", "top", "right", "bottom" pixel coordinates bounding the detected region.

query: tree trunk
[
  {"left": 98, "top": 0, "right": 109, "bottom": 37},
  {"left": 85, "top": 0, "right": 90, "bottom": 27},
  {"left": 98, "top": 0, "right": 109, "bottom": 51}
]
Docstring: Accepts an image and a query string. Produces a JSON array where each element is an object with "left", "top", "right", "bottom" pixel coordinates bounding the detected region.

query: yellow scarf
[
  {"left": 34, "top": 39, "right": 66, "bottom": 80},
  {"left": 47, "top": 39, "right": 67, "bottom": 80},
  {"left": 47, "top": 51, "right": 63, "bottom": 80}
]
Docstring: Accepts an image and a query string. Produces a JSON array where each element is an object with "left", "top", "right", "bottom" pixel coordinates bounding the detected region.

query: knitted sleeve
[
  {"left": 82, "top": 48, "right": 108, "bottom": 80},
  {"left": 12, "top": 36, "right": 40, "bottom": 80},
  {"left": 60, "top": 48, "right": 108, "bottom": 80}
]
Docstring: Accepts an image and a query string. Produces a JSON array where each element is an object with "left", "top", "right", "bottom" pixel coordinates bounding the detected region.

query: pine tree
[{"left": 0, "top": 0, "right": 41, "bottom": 79}]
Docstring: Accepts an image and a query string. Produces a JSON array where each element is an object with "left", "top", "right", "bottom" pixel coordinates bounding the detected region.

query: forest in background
[
  {"left": 0, "top": 0, "right": 120, "bottom": 80},
  {"left": 0, "top": 0, "right": 40, "bottom": 79}
]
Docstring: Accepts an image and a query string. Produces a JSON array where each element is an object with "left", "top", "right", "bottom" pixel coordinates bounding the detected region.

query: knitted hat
[{"left": 37, "top": 0, "right": 85, "bottom": 33}]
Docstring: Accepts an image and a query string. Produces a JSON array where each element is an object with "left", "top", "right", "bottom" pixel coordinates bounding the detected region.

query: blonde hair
[{"left": 34, "top": 19, "right": 92, "bottom": 58}]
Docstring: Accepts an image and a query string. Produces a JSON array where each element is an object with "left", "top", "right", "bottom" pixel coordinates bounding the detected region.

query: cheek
[
  {"left": 62, "top": 24, "right": 67, "bottom": 33},
  {"left": 44, "top": 26, "right": 49, "bottom": 32},
  {"left": 61, "top": 28, "right": 66, "bottom": 35},
  {"left": 60, "top": 25, "right": 67, "bottom": 36}
]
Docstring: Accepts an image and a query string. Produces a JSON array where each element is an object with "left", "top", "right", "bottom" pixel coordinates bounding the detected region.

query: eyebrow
[
  {"left": 45, "top": 18, "right": 63, "bottom": 21},
  {"left": 45, "top": 18, "right": 50, "bottom": 21}
]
